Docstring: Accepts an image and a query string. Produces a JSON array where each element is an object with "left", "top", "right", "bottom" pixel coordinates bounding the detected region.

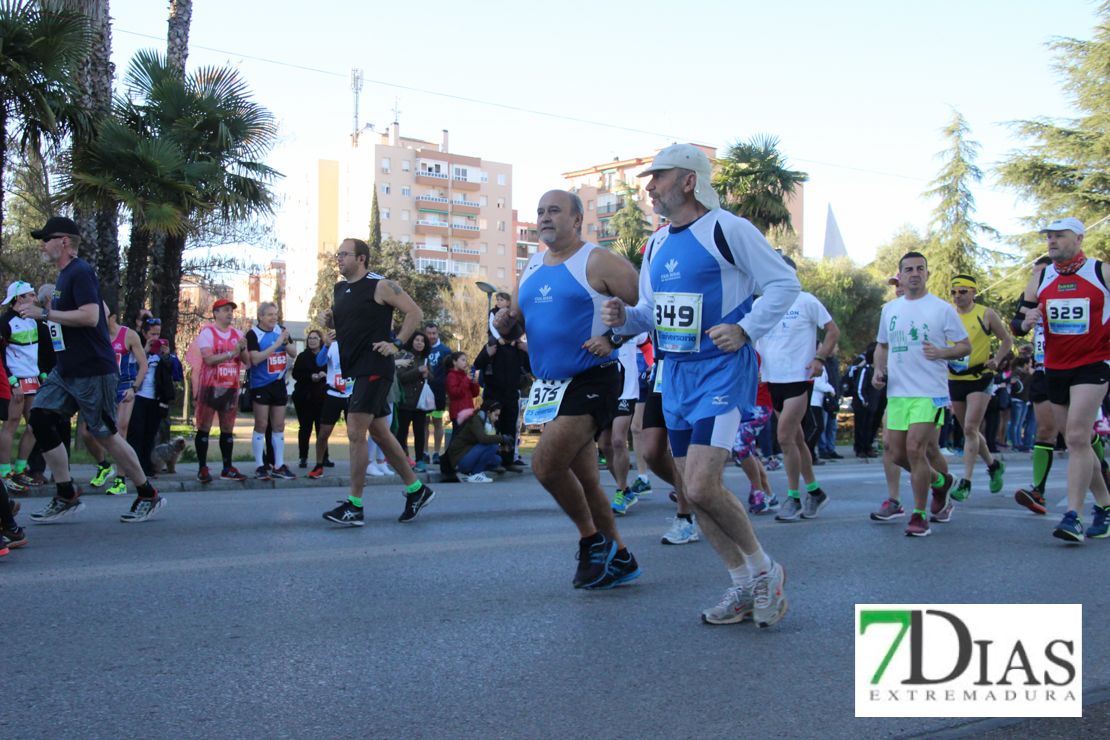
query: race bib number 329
[{"left": 1047, "top": 298, "right": 1089, "bottom": 335}]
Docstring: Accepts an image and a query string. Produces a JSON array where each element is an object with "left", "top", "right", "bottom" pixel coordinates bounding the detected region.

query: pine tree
[
  {"left": 922, "top": 109, "right": 1000, "bottom": 292},
  {"left": 369, "top": 190, "right": 382, "bottom": 260},
  {"left": 997, "top": 2, "right": 1110, "bottom": 259}
]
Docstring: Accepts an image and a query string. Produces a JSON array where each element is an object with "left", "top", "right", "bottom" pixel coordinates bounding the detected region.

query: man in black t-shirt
[
  {"left": 321, "top": 238, "right": 434, "bottom": 527},
  {"left": 21, "top": 217, "right": 165, "bottom": 524}
]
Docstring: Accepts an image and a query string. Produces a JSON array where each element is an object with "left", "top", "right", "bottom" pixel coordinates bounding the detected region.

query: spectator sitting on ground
[{"left": 447, "top": 399, "right": 514, "bottom": 483}]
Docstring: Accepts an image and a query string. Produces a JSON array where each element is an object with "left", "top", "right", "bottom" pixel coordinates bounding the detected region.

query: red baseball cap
[{"left": 212, "top": 299, "right": 237, "bottom": 311}]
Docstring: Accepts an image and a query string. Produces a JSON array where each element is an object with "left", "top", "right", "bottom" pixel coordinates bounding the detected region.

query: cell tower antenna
[
  {"left": 392, "top": 97, "right": 402, "bottom": 125},
  {"left": 350, "top": 68, "right": 364, "bottom": 148}
]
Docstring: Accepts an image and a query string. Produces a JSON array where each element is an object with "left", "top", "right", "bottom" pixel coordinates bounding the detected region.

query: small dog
[{"left": 150, "top": 436, "right": 186, "bottom": 474}]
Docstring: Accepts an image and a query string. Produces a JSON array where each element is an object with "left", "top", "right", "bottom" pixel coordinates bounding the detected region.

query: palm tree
[
  {"left": 167, "top": 0, "right": 191, "bottom": 74},
  {"left": 0, "top": 0, "right": 91, "bottom": 252},
  {"left": 118, "top": 50, "right": 279, "bottom": 347},
  {"left": 712, "top": 133, "right": 808, "bottom": 234},
  {"left": 608, "top": 236, "right": 644, "bottom": 270}
]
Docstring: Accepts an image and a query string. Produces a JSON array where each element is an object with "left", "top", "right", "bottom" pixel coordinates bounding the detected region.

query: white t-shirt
[
  {"left": 756, "top": 292, "right": 833, "bottom": 383},
  {"left": 810, "top": 367, "right": 834, "bottom": 407},
  {"left": 877, "top": 293, "right": 969, "bottom": 400},
  {"left": 617, "top": 342, "right": 639, "bottom": 401}
]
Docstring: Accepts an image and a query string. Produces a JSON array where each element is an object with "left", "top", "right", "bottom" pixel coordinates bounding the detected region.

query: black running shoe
[
  {"left": 399, "top": 484, "right": 436, "bottom": 523},
  {"left": 254, "top": 466, "right": 271, "bottom": 481},
  {"left": 323, "top": 500, "right": 364, "bottom": 527},
  {"left": 586, "top": 549, "right": 642, "bottom": 589},
  {"left": 573, "top": 532, "right": 617, "bottom": 588},
  {"left": 2, "top": 526, "right": 27, "bottom": 548}
]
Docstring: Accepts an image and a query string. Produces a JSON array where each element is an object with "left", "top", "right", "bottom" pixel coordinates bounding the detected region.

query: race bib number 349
[{"left": 655, "top": 292, "right": 702, "bottom": 353}]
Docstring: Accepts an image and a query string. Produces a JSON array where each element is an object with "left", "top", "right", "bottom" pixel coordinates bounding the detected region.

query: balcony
[
  {"left": 596, "top": 200, "right": 624, "bottom": 215},
  {"left": 415, "top": 195, "right": 448, "bottom": 204},
  {"left": 414, "top": 244, "right": 448, "bottom": 253},
  {"left": 415, "top": 220, "right": 449, "bottom": 237},
  {"left": 415, "top": 170, "right": 449, "bottom": 186},
  {"left": 450, "top": 249, "right": 479, "bottom": 262},
  {"left": 452, "top": 174, "right": 480, "bottom": 191},
  {"left": 451, "top": 246, "right": 481, "bottom": 256},
  {"left": 451, "top": 199, "right": 480, "bottom": 215},
  {"left": 452, "top": 223, "right": 480, "bottom": 231}
]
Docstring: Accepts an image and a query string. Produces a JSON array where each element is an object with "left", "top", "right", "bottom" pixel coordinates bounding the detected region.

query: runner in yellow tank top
[{"left": 946, "top": 275, "right": 1012, "bottom": 502}]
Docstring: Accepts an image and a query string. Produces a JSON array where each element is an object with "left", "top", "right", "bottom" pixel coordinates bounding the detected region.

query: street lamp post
[{"left": 475, "top": 281, "right": 497, "bottom": 313}]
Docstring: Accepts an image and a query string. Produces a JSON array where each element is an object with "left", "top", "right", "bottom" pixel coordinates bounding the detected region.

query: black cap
[{"left": 30, "top": 216, "right": 80, "bottom": 241}]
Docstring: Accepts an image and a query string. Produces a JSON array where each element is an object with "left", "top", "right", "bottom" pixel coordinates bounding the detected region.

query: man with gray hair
[
  {"left": 246, "top": 301, "right": 297, "bottom": 479},
  {"left": 601, "top": 144, "right": 800, "bottom": 626}
]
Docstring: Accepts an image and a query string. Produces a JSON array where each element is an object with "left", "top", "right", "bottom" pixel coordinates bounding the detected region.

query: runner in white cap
[
  {"left": 0, "top": 281, "right": 45, "bottom": 490},
  {"left": 602, "top": 144, "right": 799, "bottom": 626}
]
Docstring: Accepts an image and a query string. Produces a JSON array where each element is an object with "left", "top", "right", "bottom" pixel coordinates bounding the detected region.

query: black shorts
[
  {"left": 948, "top": 374, "right": 994, "bottom": 403},
  {"left": 1045, "top": 362, "right": 1110, "bottom": 406},
  {"left": 768, "top": 381, "right": 813, "bottom": 413},
  {"left": 642, "top": 391, "right": 666, "bottom": 430},
  {"left": 348, "top": 375, "right": 392, "bottom": 418},
  {"left": 321, "top": 394, "right": 350, "bottom": 426},
  {"left": 251, "top": 378, "right": 288, "bottom": 407},
  {"left": 433, "top": 385, "right": 447, "bottom": 412},
  {"left": 558, "top": 361, "right": 620, "bottom": 440},
  {"left": 1029, "top": 369, "right": 1049, "bottom": 405},
  {"left": 613, "top": 398, "right": 634, "bottom": 419},
  {"left": 0, "top": 397, "right": 8, "bottom": 420}
]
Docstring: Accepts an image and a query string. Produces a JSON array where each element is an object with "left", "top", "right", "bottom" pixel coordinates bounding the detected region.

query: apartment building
[
  {"left": 562, "top": 143, "right": 804, "bottom": 251},
  {"left": 512, "top": 209, "right": 541, "bottom": 283},
  {"left": 283, "top": 125, "right": 515, "bottom": 322},
  {"left": 231, "top": 260, "right": 287, "bottom": 322}
]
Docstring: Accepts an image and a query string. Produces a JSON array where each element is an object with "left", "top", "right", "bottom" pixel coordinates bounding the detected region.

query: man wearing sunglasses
[
  {"left": 22, "top": 217, "right": 165, "bottom": 523},
  {"left": 946, "top": 275, "right": 1011, "bottom": 506}
]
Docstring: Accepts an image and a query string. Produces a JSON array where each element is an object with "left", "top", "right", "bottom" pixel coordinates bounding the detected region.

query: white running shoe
[
  {"left": 466, "top": 472, "right": 493, "bottom": 483},
  {"left": 701, "top": 583, "right": 754, "bottom": 624},
  {"left": 661, "top": 516, "right": 699, "bottom": 545},
  {"left": 366, "top": 462, "right": 387, "bottom": 477},
  {"left": 752, "top": 561, "right": 788, "bottom": 628}
]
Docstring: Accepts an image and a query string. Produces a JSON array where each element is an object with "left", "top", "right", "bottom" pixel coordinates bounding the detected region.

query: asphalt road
[{"left": 4, "top": 457, "right": 1107, "bottom": 740}]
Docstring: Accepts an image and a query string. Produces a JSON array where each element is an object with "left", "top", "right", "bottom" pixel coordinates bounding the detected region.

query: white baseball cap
[
  {"left": 4, "top": 281, "right": 34, "bottom": 306},
  {"left": 637, "top": 144, "right": 721, "bottom": 210},
  {"left": 1039, "top": 217, "right": 1085, "bottom": 236}
]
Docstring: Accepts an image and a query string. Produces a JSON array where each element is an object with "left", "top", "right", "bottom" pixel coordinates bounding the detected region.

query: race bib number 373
[{"left": 655, "top": 292, "right": 702, "bottom": 353}]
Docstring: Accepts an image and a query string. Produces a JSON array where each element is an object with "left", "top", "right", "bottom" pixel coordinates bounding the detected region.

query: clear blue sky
[{"left": 110, "top": 0, "right": 1101, "bottom": 264}]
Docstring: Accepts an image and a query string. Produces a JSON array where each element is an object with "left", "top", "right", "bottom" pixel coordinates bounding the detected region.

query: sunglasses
[
  {"left": 40, "top": 234, "right": 66, "bottom": 243},
  {"left": 950, "top": 289, "right": 972, "bottom": 296},
  {"left": 144, "top": 318, "right": 162, "bottom": 324}
]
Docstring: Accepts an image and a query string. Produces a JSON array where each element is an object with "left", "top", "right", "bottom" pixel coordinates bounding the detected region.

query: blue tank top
[
  {"left": 518, "top": 242, "right": 611, "bottom": 380},
  {"left": 248, "top": 326, "right": 290, "bottom": 388}
]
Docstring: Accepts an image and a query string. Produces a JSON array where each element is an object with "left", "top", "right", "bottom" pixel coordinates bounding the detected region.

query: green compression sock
[
  {"left": 788, "top": 489, "right": 801, "bottom": 499},
  {"left": 348, "top": 496, "right": 363, "bottom": 508},
  {"left": 406, "top": 480, "right": 423, "bottom": 494},
  {"left": 1033, "top": 444, "right": 1053, "bottom": 491},
  {"left": 806, "top": 481, "right": 820, "bottom": 493}
]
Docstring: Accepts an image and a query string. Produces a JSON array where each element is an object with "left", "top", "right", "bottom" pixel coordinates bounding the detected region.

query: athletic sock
[
  {"left": 0, "top": 464, "right": 11, "bottom": 477},
  {"left": 987, "top": 460, "right": 1001, "bottom": 474},
  {"left": 136, "top": 481, "right": 156, "bottom": 497},
  {"left": 932, "top": 473, "right": 946, "bottom": 488},
  {"left": 1033, "top": 444, "right": 1053, "bottom": 490},
  {"left": 805, "top": 481, "right": 820, "bottom": 493},
  {"left": 405, "top": 480, "right": 423, "bottom": 494},
  {"left": 788, "top": 489, "right": 801, "bottom": 499},
  {"left": 14, "top": 459, "right": 27, "bottom": 474},
  {"left": 348, "top": 495, "right": 362, "bottom": 508},
  {"left": 637, "top": 474, "right": 650, "bottom": 484},
  {"left": 729, "top": 565, "right": 749, "bottom": 587},
  {"left": 56, "top": 480, "right": 76, "bottom": 500},
  {"left": 913, "top": 509, "right": 927, "bottom": 516},
  {"left": 219, "top": 433, "right": 234, "bottom": 469},
  {"left": 677, "top": 512, "right": 692, "bottom": 523},
  {"left": 272, "top": 434, "right": 285, "bottom": 469},
  {"left": 195, "top": 433, "right": 210, "bottom": 469},
  {"left": 252, "top": 432, "right": 266, "bottom": 468},
  {"left": 744, "top": 547, "right": 773, "bottom": 581}
]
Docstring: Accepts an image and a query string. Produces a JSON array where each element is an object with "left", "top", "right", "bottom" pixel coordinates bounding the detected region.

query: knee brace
[{"left": 29, "top": 408, "right": 64, "bottom": 452}]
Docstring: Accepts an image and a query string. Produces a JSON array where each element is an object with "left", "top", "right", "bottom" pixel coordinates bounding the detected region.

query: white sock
[
  {"left": 252, "top": 432, "right": 266, "bottom": 468},
  {"left": 637, "top": 474, "right": 650, "bottom": 484},
  {"left": 729, "top": 565, "right": 749, "bottom": 587},
  {"left": 273, "top": 434, "right": 285, "bottom": 469},
  {"left": 745, "top": 547, "right": 773, "bottom": 581}
]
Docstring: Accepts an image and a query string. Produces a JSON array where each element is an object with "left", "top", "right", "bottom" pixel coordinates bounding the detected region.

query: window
[
  {"left": 453, "top": 166, "right": 467, "bottom": 181},
  {"left": 497, "top": 174, "right": 506, "bottom": 185},
  {"left": 381, "top": 183, "right": 391, "bottom": 195},
  {"left": 401, "top": 186, "right": 410, "bottom": 196},
  {"left": 528, "top": 245, "right": 537, "bottom": 254},
  {"left": 416, "top": 257, "right": 447, "bottom": 272},
  {"left": 479, "top": 218, "right": 488, "bottom": 230},
  {"left": 497, "top": 244, "right": 506, "bottom": 255},
  {"left": 402, "top": 160, "right": 411, "bottom": 172},
  {"left": 479, "top": 195, "right": 488, "bottom": 206},
  {"left": 400, "top": 235, "right": 410, "bottom": 243},
  {"left": 382, "top": 232, "right": 390, "bottom": 240},
  {"left": 451, "top": 260, "right": 478, "bottom": 278},
  {"left": 496, "top": 198, "right": 505, "bottom": 209},
  {"left": 480, "top": 243, "right": 488, "bottom": 253},
  {"left": 497, "top": 221, "right": 506, "bottom": 232},
  {"left": 480, "top": 265, "right": 488, "bottom": 277},
  {"left": 480, "top": 172, "right": 488, "bottom": 183},
  {"left": 401, "top": 210, "right": 410, "bottom": 222},
  {"left": 517, "top": 258, "right": 527, "bottom": 272},
  {"left": 497, "top": 267, "right": 505, "bottom": 279},
  {"left": 588, "top": 200, "right": 594, "bottom": 211},
  {"left": 381, "top": 157, "right": 390, "bottom": 173},
  {"left": 382, "top": 208, "right": 390, "bottom": 219},
  {"left": 587, "top": 223, "right": 596, "bottom": 233},
  {"left": 453, "top": 241, "right": 462, "bottom": 250}
]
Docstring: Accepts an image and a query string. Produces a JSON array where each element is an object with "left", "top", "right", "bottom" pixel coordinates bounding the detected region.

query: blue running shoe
[
  {"left": 1088, "top": 505, "right": 1110, "bottom": 538},
  {"left": 611, "top": 488, "right": 638, "bottom": 516},
  {"left": 630, "top": 476, "right": 652, "bottom": 496},
  {"left": 1053, "top": 510, "right": 1085, "bottom": 543},
  {"left": 588, "top": 550, "right": 642, "bottom": 589},
  {"left": 573, "top": 532, "right": 617, "bottom": 588}
]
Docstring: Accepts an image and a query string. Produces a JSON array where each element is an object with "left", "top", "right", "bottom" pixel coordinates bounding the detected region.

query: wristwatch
[
  {"left": 41, "top": 308, "right": 49, "bottom": 321},
  {"left": 605, "top": 331, "right": 624, "bottom": 347},
  {"left": 393, "top": 339, "right": 404, "bottom": 349}
]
